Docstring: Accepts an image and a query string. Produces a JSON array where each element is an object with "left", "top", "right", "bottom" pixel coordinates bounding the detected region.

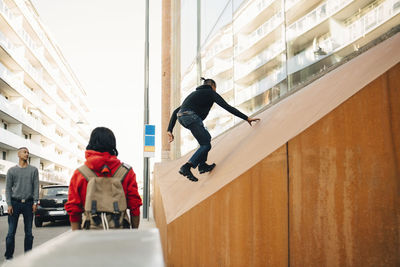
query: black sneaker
[
  {"left": 179, "top": 164, "right": 198, "bottom": 182},
  {"left": 198, "top": 163, "right": 216, "bottom": 174}
]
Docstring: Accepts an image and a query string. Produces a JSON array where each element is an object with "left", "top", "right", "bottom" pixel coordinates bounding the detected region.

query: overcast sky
[{"left": 31, "top": 0, "right": 162, "bottom": 182}]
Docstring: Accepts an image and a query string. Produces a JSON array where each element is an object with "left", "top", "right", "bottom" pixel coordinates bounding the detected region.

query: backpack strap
[
  {"left": 112, "top": 163, "right": 131, "bottom": 183},
  {"left": 78, "top": 165, "right": 98, "bottom": 181}
]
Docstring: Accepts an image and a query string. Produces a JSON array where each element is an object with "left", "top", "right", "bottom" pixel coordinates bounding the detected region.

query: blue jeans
[
  {"left": 5, "top": 200, "right": 34, "bottom": 259},
  {"left": 178, "top": 112, "right": 211, "bottom": 168}
]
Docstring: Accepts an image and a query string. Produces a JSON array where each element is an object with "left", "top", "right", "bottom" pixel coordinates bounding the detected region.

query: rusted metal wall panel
[
  {"left": 165, "top": 146, "right": 288, "bottom": 267},
  {"left": 289, "top": 63, "right": 400, "bottom": 267}
]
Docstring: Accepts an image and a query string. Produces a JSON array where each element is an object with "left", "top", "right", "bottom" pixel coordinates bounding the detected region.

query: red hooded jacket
[{"left": 65, "top": 150, "right": 142, "bottom": 223}]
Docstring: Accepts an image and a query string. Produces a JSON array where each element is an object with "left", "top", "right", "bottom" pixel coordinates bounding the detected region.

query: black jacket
[{"left": 167, "top": 85, "right": 248, "bottom": 132}]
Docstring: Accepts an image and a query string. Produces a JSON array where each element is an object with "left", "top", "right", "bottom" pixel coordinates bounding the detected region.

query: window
[
  {"left": 41, "top": 186, "right": 69, "bottom": 197},
  {"left": 2, "top": 151, "right": 6, "bottom": 160}
]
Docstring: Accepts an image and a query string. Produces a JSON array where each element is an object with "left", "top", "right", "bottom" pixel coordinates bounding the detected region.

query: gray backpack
[{"left": 78, "top": 164, "right": 131, "bottom": 230}]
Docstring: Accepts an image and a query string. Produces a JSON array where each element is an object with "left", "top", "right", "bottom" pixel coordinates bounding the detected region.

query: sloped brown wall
[
  {"left": 165, "top": 146, "right": 288, "bottom": 267},
  {"left": 153, "top": 179, "right": 168, "bottom": 262},
  {"left": 289, "top": 63, "right": 400, "bottom": 267},
  {"left": 154, "top": 63, "right": 400, "bottom": 267}
]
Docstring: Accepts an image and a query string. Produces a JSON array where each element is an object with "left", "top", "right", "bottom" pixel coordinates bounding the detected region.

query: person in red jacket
[{"left": 65, "top": 127, "right": 142, "bottom": 230}]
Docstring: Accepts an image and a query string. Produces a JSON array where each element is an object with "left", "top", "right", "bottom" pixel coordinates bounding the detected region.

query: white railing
[
  {"left": 13, "top": 0, "right": 90, "bottom": 125},
  {"left": 204, "top": 58, "right": 233, "bottom": 78},
  {"left": 234, "top": 0, "right": 276, "bottom": 32},
  {"left": 39, "top": 169, "right": 68, "bottom": 184},
  {"left": 0, "top": 31, "right": 15, "bottom": 52},
  {"left": 204, "top": 35, "right": 233, "bottom": 62},
  {"left": 236, "top": 11, "right": 283, "bottom": 54},
  {"left": 347, "top": 0, "right": 400, "bottom": 41},
  {"left": 235, "top": 40, "right": 285, "bottom": 79},
  {"left": 0, "top": 159, "right": 16, "bottom": 176},
  {"left": 0, "top": 0, "right": 16, "bottom": 23},
  {"left": 218, "top": 80, "right": 234, "bottom": 94},
  {"left": 288, "top": 0, "right": 400, "bottom": 74},
  {"left": 235, "top": 66, "right": 286, "bottom": 105},
  {"left": 287, "top": 0, "right": 354, "bottom": 41}
]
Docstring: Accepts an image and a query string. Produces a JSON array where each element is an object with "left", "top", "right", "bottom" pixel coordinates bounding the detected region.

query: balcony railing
[
  {"left": 288, "top": 0, "right": 400, "bottom": 74},
  {"left": 347, "top": 0, "right": 400, "bottom": 41},
  {"left": 0, "top": 0, "right": 16, "bottom": 24},
  {"left": 235, "top": 66, "right": 286, "bottom": 105},
  {"left": 204, "top": 58, "right": 233, "bottom": 78},
  {"left": 0, "top": 159, "right": 16, "bottom": 176},
  {"left": 39, "top": 169, "right": 68, "bottom": 184},
  {"left": 235, "top": 40, "right": 285, "bottom": 79},
  {"left": 218, "top": 80, "right": 234, "bottom": 94},
  {"left": 236, "top": 11, "right": 283, "bottom": 54},
  {"left": 287, "top": 0, "right": 354, "bottom": 41},
  {"left": 234, "top": 0, "right": 276, "bottom": 32}
]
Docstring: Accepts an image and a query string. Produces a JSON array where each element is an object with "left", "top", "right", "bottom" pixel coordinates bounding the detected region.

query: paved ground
[{"left": 0, "top": 215, "right": 70, "bottom": 264}]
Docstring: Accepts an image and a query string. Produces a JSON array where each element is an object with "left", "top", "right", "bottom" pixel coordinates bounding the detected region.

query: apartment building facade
[
  {"left": 164, "top": 0, "right": 400, "bottom": 157},
  {"left": 0, "top": 0, "right": 91, "bottom": 194}
]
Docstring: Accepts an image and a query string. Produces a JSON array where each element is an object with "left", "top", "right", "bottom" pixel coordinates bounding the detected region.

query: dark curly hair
[{"left": 86, "top": 127, "right": 118, "bottom": 156}]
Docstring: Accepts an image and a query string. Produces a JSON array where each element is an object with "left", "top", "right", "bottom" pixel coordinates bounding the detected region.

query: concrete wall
[{"left": 154, "top": 63, "right": 400, "bottom": 266}]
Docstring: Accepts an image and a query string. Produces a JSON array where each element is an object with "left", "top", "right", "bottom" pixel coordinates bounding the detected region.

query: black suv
[{"left": 34, "top": 185, "right": 69, "bottom": 227}]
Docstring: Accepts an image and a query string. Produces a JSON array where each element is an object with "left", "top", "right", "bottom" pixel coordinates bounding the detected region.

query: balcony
[
  {"left": 235, "top": 66, "right": 286, "bottom": 105},
  {"left": 0, "top": 126, "right": 77, "bottom": 170},
  {"left": 285, "top": 0, "right": 321, "bottom": 25},
  {"left": 204, "top": 58, "right": 233, "bottom": 79},
  {"left": 234, "top": 0, "right": 281, "bottom": 35},
  {"left": 345, "top": 0, "right": 400, "bottom": 42},
  {"left": 9, "top": 0, "right": 89, "bottom": 124},
  {"left": 235, "top": 40, "right": 285, "bottom": 84},
  {"left": 288, "top": 0, "right": 400, "bottom": 75},
  {"left": 39, "top": 169, "right": 68, "bottom": 184},
  {"left": 204, "top": 34, "right": 233, "bottom": 64},
  {"left": 0, "top": 0, "right": 17, "bottom": 28},
  {"left": 217, "top": 80, "right": 234, "bottom": 95},
  {"left": 0, "top": 82, "right": 83, "bottom": 157},
  {"left": 235, "top": 11, "right": 284, "bottom": 60},
  {"left": 0, "top": 159, "right": 15, "bottom": 176},
  {"left": 18, "top": 28, "right": 37, "bottom": 53},
  {"left": 286, "top": 0, "right": 374, "bottom": 47}
]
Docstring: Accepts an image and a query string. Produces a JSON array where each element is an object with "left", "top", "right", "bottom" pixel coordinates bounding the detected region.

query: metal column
[{"left": 143, "top": 0, "right": 150, "bottom": 219}]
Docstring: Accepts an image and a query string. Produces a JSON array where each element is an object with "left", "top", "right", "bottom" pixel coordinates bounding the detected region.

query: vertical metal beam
[
  {"left": 143, "top": 0, "right": 150, "bottom": 220},
  {"left": 196, "top": 0, "right": 201, "bottom": 84}
]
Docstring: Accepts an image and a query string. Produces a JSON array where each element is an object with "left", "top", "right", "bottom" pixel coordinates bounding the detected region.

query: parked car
[
  {"left": 0, "top": 194, "right": 8, "bottom": 216},
  {"left": 34, "top": 185, "right": 69, "bottom": 227}
]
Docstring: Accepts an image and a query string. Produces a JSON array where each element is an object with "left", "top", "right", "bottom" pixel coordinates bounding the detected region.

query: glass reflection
[{"left": 179, "top": 0, "right": 400, "bottom": 153}]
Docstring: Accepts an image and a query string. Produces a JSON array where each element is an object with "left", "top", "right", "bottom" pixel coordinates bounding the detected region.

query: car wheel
[
  {"left": 0, "top": 207, "right": 3, "bottom": 216},
  {"left": 34, "top": 217, "right": 43, "bottom": 227}
]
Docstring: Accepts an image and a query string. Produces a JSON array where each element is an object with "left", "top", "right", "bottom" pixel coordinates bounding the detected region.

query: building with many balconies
[
  {"left": 0, "top": 0, "right": 91, "bottom": 194},
  {"left": 167, "top": 0, "right": 399, "bottom": 157}
]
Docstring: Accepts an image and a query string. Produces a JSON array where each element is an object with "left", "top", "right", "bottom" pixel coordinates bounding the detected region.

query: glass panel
[
  {"left": 178, "top": 0, "right": 400, "bottom": 155},
  {"left": 285, "top": 0, "right": 400, "bottom": 90},
  {"left": 201, "top": 1, "right": 234, "bottom": 142},
  {"left": 233, "top": 0, "right": 287, "bottom": 115},
  {"left": 181, "top": 0, "right": 197, "bottom": 79},
  {"left": 201, "top": 0, "right": 232, "bottom": 45}
]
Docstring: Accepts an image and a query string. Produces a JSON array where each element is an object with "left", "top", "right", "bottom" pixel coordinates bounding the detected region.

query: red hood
[{"left": 84, "top": 150, "right": 121, "bottom": 174}]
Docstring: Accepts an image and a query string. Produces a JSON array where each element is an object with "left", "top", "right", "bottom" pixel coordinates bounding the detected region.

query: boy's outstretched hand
[
  {"left": 167, "top": 131, "right": 174, "bottom": 143},
  {"left": 247, "top": 117, "right": 260, "bottom": 126}
]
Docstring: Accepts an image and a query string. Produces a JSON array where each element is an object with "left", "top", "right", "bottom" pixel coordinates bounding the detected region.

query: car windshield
[{"left": 41, "top": 187, "right": 68, "bottom": 197}]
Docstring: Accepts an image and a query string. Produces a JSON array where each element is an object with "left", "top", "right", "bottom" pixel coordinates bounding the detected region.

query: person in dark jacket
[{"left": 167, "top": 78, "right": 260, "bottom": 182}]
